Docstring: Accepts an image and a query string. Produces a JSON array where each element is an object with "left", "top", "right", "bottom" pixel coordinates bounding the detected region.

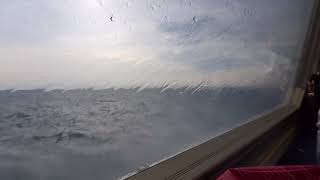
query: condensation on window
[{"left": 0, "top": 0, "right": 315, "bottom": 179}]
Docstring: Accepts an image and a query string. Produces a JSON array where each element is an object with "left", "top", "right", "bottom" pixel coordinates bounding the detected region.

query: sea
[{"left": 0, "top": 87, "right": 285, "bottom": 179}]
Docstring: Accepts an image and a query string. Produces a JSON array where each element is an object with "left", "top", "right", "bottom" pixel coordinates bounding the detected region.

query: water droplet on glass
[
  {"left": 125, "top": 1, "right": 130, "bottom": 8},
  {"left": 192, "top": 16, "right": 197, "bottom": 23},
  {"left": 151, "top": 5, "right": 156, "bottom": 11},
  {"left": 163, "top": 15, "right": 169, "bottom": 24},
  {"left": 97, "top": 0, "right": 103, "bottom": 7}
]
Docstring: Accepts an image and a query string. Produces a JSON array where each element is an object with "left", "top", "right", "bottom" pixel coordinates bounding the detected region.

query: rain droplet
[
  {"left": 97, "top": 0, "right": 103, "bottom": 7},
  {"left": 164, "top": 16, "right": 168, "bottom": 22},
  {"left": 193, "top": 16, "right": 197, "bottom": 23},
  {"left": 151, "top": 5, "right": 156, "bottom": 11},
  {"left": 125, "top": 1, "right": 130, "bottom": 8}
]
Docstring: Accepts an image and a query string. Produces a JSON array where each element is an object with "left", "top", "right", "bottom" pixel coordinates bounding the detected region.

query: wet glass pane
[{"left": 0, "top": 0, "right": 315, "bottom": 179}]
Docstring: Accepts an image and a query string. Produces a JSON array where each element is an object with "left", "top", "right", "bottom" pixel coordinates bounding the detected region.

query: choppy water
[{"left": 0, "top": 88, "right": 284, "bottom": 179}]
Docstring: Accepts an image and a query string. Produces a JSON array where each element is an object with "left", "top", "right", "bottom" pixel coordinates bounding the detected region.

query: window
[{"left": 0, "top": 0, "right": 315, "bottom": 179}]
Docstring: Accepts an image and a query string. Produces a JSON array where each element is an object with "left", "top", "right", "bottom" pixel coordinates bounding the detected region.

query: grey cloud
[
  {"left": 157, "top": 0, "right": 314, "bottom": 74},
  {"left": 159, "top": 16, "right": 237, "bottom": 45},
  {"left": 0, "top": 1, "right": 72, "bottom": 45},
  {"left": 0, "top": 0, "right": 315, "bottom": 89}
]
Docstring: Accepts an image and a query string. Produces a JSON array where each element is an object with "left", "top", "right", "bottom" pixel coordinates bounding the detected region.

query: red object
[{"left": 217, "top": 166, "right": 320, "bottom": 180}]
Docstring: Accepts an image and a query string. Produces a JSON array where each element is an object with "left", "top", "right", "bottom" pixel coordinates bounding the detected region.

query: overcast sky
[{"left": 0, "top": 0, "right": 315, "bottom": 90}]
